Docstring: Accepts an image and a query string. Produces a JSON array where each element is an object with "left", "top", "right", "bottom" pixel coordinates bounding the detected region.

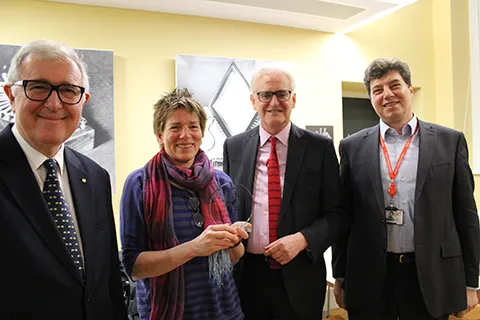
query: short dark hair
[
  {"left": 364, "top": 58, "right": 411, "bottom": 97},
  {"left": 153, "top": 88, "right": 207, "bottom": 136}
]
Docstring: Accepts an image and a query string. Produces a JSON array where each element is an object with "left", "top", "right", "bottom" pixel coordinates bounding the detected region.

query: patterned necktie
[
  {"left": 42, "top": 159, "right": 84, "bottom": 276},
  {"left": 267, "top": 136, "right": 281, "bottom": 269}
]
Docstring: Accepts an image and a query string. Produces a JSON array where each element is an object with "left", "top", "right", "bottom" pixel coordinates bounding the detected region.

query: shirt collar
[
  {"left": 379, "top": 114, "right": 418, "bottom": 139},
  {"left": 259, "top": 122, "right": 291, "bottom": 147},
  {"left": 12, "top": 124, "right": 66, "bottom": 175}
]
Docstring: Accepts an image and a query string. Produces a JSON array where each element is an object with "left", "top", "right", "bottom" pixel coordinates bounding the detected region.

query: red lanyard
[{"left": 379, "top": 125, "right": 418, "bottom": 200}]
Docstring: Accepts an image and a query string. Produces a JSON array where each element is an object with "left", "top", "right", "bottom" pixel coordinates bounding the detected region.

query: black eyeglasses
[
  {"left": 255, "top": 90, "right": 292, "bottom": 103},
  {"left": 187, "top": 195, "right": 204, "bottom": 229},
  {"left": 13, "top": 80, "right": 86, "bottom": 105}
]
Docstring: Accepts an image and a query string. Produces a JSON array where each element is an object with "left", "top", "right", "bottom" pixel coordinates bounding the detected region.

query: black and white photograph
[
  {"left": 176, "top": 54, "right": 292, "bottom": 170},
  {"left": 0, "top": 43, "right": 116, "bottom": 188}
]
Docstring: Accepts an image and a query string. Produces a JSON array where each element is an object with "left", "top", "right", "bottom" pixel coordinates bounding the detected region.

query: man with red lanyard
[{"left": 332, "top": 57, "right": 480, "bottom": 319}]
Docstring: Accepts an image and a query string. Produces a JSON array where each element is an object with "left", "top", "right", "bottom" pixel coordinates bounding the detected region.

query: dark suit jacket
[
  {"left": 0, "top": 126, "right": 127, "bottom": 320},
  {"left": 223, "top": 123, "right": 345, "bottom": 317},
  {"left": 332, "top": 120, "right": 480, "bottom": 318}
]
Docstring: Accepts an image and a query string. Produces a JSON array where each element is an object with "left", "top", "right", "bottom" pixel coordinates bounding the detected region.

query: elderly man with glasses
[
  {"left": 0, "top": 40, "right": 127, "bottom": 320},
  {"left": 223, "top": 67, "right": 346, "bottom": 320}
]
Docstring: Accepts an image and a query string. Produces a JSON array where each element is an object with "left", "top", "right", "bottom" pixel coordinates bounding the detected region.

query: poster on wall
[
  {"left": 176, "top": 54, "right": 292, "bottom": 170},
  {"left": 306, "top": 125, "right": 334, "bottom": 141},
  {"left": 0, "top": 44, "right": 116, "bottom": 189}
]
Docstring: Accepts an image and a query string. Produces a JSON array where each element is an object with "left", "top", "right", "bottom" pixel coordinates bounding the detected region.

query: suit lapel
[
  {"left": 241, "top": 128, "right": 260, "bottom": 221},
  {"left": 414, "top": 120, "right": 436, "bottom": 202},
  {"left": 0, "top": 127, "right": 84, "bottom": 284},
  {"left": 362, "top": 126, "right": 385, "bottom": 215},
  {"left": 65, "top": 149, "right": 95, "bottom": 283},
  {"left": 279, "top": 124, "right": 306, "bottom": 226}
]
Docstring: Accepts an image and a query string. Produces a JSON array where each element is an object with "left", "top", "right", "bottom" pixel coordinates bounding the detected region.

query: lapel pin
[{"left": 81, "top": 178, "right": 87, "bottom": 184}]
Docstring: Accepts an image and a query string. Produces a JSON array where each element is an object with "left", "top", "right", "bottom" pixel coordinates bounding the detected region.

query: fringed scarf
[{"left": 143, "top": 149, "right": 232, "bottom": 320}]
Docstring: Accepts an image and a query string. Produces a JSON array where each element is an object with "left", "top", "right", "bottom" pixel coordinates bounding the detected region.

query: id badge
[{"left": 385, "top": 207, "right": 404, "bottom": 225}]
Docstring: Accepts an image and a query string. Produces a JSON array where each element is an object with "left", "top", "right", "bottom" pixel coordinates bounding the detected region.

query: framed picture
[
  {"left": 176, "top": 54, "right": 292, "bottom": 170},
  {"left": 0, "top": 44, "right": 116, "bottom": 188},
  {"left": 306, "top": 125, "right": 334, "bottom": 141}
]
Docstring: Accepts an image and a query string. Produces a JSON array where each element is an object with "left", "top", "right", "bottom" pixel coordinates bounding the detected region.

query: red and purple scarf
[{"left": 143, "top": 149, "right": 231, "bottom": 320}]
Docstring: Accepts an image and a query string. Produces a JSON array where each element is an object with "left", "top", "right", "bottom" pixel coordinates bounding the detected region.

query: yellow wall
[
  {"left": 345, "top": 0, "right": 435, "bottom": 121},
  {"left": 2, "top": 0, "right": 478, "bottom": 231},
  {"left": 1, "top": 0, "right": 343, "bottom": 231}
]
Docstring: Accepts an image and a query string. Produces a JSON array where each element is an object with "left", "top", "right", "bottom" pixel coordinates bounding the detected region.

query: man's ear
[
  {"left": 84, "top": 92, "right": 91, "bottom": 104},
  {"left": 250, "top": 94, "right": 257, "bottom": 112},
  {"left": 3, "top": 85, "right": 16, "bottom": 112}
]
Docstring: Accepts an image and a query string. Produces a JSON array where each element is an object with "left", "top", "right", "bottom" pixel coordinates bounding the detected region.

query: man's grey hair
[
  {"left": 250, "top": 67, "right": 296, "bottom": 93},
  {"left": 6, "top": 40, "right": 90, "bottom": 92}
]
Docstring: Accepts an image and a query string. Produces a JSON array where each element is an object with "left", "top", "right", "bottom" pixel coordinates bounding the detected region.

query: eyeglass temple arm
[{"left": 207, "top": 183, "right": 253, "bottom": 233}]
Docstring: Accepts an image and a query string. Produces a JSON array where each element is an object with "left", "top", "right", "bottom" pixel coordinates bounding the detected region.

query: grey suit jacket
[
  {"left": 0, "top": 125, "right": 127, "bottom": 319},
  {"left": 223, "top": 123, "right": 345, "bottom": 317},
  {"left": 332, "top": 120, "right": 480, "bottom": 318}
]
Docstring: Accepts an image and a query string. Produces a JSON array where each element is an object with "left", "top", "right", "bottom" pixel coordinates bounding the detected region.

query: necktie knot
[
  {"left": 43, "top": 158, "right": 58, "bottom": 176},
  {"left": 267, "top": 136, "right": 278, "bottom": 168},
  {"left": 269, "top": 136, "right": 277, "bottom": 152}
]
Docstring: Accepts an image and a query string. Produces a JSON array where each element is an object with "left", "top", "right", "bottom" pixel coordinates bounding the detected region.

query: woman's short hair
[{"left": 153, "top": 88, "right": 207, "bottom": 136}]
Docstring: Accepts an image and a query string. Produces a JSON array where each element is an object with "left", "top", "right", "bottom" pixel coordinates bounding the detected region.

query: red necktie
[{"left": 267, "top": 136, "right": 281, "bottom": 269}]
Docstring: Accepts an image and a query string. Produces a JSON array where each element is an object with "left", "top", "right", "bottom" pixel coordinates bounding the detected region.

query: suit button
[
  {"left": 381, "top": 248, "right": 386, "bottom": 255},
  {"left": 86, "top": 296, "right": 91, "bottom": 302}
]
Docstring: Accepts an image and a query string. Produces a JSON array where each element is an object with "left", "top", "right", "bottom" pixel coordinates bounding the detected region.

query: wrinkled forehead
[
  {"left": 19, "top": 55, "right": 84, "bottom": 86},
  {"left": 255, "top": 71, "right": 292, "bottom": 91},
  {"left": 165, "top": 108, "right": 200, "bottom": 123},
  {"left": 370, "top": 70, "right": 406, "bottom": 88}
]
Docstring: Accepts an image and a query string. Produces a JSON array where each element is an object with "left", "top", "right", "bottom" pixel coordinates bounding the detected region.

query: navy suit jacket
[
  {"left": 332, "top": 120, "right": 480, "bottom": 318},
  {"left": 0, "top": 126, "right": 127, "bottom": 319},
  {"left": 223, "top": 123, "right": 345, "bottom": 317}
]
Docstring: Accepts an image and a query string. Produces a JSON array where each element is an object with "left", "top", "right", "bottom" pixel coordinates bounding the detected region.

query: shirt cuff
[{"left": 467, "top": 287, "right": 478, "bottom": 291}]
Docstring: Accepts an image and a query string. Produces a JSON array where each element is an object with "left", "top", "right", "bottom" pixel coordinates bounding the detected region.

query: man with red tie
[{"left": 223, "top": 67, "right": 345, "bottom": 320}]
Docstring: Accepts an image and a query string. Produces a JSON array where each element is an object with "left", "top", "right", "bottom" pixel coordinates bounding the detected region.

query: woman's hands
[
  {"left": 227, "top": 221, "right": 252, "bottom": 264},
  {"left": 230, "top": 221, "right": 251, "bottom": 246},
  {"left": 191, "top": 223, "right": 244, "bottom": 257}
]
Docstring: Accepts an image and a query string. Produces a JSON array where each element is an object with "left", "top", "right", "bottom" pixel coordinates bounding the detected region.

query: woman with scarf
[{"left": 120, "top": 88, "right": 250, "bottom": 320}]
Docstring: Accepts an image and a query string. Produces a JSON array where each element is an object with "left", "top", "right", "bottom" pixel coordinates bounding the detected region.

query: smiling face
[
  {"left": 251, "top": 70, "right": 296, "bottom": 135},
  {"left": 369, "top": 70, "right": 413, "bottom": 129},
  {"left": 158, "top": 108, "right": 202, "bottom": 169},
  {"left": 3, "top": 55, "right": 89, "bottom": 157}
]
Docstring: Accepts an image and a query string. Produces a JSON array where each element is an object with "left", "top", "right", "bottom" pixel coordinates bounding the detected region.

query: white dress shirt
[{"left": 12, "top": 124, "right": 85, "bottom": 263}]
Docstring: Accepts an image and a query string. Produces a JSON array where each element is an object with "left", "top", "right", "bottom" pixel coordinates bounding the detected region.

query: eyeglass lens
[
  {"left": 25, "top": 80, "right": 83, "bottom": 104},
  {"left": 258, "top": 90, "right": 291, "bottom": 102},
  {"left": 188, "top": 196, "right": 204, "bottom": 228}
]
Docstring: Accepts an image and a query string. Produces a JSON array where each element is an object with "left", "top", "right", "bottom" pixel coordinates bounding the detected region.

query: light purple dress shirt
[{"left": 247, "top": 122, "right": 291, "bottom": 254}]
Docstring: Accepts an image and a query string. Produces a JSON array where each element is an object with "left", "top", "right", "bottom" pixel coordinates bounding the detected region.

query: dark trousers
[
  {"left": 239, "top": 253, "right": 319, "bottom": 320},
  {"left": 349, "top": 253, "right": 448, "bottom": 320}
]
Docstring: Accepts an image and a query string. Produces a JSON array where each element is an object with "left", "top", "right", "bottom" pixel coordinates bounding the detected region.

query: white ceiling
[{"left": 45, "top": 0, "right": 418, "bottom": 34}]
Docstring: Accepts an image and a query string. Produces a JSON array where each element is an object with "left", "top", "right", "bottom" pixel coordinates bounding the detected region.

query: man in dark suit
[
  {"left": 0, "top": 40, "right": 127, "bottom": 319},
  {"left": 332, "top": 57, "right": 480, "bottom": 319},
  {"left": 223, "top": 67, "right": 344, "bottom": 320}
]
